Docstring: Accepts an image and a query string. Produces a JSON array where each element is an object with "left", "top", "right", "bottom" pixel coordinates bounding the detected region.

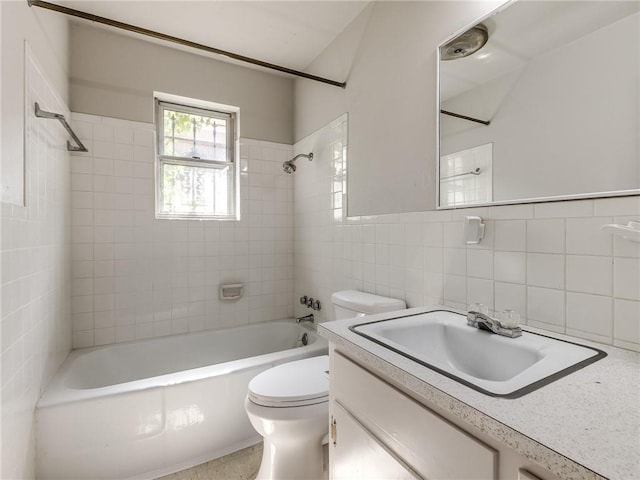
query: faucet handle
[
  {"left": 496, "top": 309, "right": 520, "bottom": 329},
  {"left": 468, "top": 303, "right": 490, "bottom": 315}
]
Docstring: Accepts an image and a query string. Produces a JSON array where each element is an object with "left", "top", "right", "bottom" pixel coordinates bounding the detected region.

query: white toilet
[{"left": 245, "top": 290, "right": 406, "bottom": 480}]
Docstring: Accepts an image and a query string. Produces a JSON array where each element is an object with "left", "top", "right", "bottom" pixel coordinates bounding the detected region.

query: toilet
[{"left": 245, "top": 290, "right": 406, "bottom": 480}]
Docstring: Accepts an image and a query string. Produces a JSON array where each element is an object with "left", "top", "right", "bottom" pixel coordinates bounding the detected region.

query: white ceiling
[{"left": 60, "top": 1, "right": 370, "bottom": 73}]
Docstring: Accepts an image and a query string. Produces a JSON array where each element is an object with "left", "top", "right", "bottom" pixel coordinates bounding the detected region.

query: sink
[{"left": 350, "top": 310, "right": 606, "bottom": 398}]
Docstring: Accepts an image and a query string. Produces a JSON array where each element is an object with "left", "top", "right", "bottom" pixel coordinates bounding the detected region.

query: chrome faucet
[
  {"left": 296, "top": 314, "right": 314, "bottom": 324},
  {"left": 467, "top": 311, "right": 522, "bottom": 338}
]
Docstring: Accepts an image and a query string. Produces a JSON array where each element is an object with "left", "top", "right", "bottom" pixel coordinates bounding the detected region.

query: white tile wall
[
  {"left": 566, "top": 255, "right": 612, "bottom": 296},
  {"left": 494, "top": 252, "right": 526, "bottom": 285},
  {"left": 1, "top": 49, "right": 72, "bottom": 478},
  {"left": 292, "top": 115, "right": 640, "bottom": 351},
  {"left": 566, "top": 292, "right": 613, "bottom": 343},
  {"left": 494, "top": 220, "right": 526, "bottom": 252},
  {"left": 69, "top": 113, "right": 294, "bottom": 348},
  {"left": 527, "top": 253, "right": 564, "bottom": 290},
  {"left": 527, "top": 219, "right": 565, "bottom": 253}
]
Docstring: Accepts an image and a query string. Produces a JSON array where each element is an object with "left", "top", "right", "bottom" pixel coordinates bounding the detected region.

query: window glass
[{"left": 155, "top": 99, "right": 237, "bottom": 219}]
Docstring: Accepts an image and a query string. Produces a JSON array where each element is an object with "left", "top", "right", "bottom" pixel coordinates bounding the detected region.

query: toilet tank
[{"left": 331, "top": 290, "right": 406, "bottom": 320}]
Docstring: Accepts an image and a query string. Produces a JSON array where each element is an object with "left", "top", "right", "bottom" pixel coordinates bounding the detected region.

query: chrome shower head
[
  {"left": 282, "top": 152, "right": 313, "bottom": 174},
  {"left": 283, "top": 161, "right": 296, "bottom": 174}
]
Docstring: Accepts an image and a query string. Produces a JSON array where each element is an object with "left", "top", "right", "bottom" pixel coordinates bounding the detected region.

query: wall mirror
[{"left": 437, "top": 1, "right": 639, "bottom": 209}]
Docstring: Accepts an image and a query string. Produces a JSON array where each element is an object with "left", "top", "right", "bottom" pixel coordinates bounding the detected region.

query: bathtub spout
[{"left": 296, "top": 314, "right": 314, "bottom": 324}]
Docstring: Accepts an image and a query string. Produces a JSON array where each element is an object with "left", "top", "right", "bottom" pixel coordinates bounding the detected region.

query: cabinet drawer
[{"left": 332, "top": 352, "right": 497, "bottom": 480}]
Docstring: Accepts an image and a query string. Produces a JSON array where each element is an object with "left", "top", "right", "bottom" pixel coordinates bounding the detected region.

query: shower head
[
  {"left": 283, "top": 161, "right": 296, "bottom": 174},
  {"left": 282, "top": 152, "right": 313, "bottom": 174},
  {"left": 441, "top": 24, "right": 488, "bottom": 61}
]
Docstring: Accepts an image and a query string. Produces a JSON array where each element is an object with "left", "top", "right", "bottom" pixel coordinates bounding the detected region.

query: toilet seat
[{"left": 248, "top": 355, "right": 329, "bottom": 408}]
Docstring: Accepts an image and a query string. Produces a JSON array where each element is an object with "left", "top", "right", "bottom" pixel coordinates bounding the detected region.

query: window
[{"left": 155, "top": 97, "right": 238, "bottom": 219}]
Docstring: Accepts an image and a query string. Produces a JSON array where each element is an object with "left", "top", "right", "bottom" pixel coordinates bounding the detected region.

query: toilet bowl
[
  {"left": 245, "top": 355, "right": 330, "bottom": 480},
  {"left": 245, "top": 290, "right": 407, "bottom": 480}
]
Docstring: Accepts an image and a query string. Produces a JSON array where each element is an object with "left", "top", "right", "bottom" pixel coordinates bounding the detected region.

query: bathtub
[{"left": 35, "top": 320, "right": 327, "bottom": 480}]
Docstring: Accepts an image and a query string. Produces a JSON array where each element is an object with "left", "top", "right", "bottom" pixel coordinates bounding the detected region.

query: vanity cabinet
[
  {"left": 329, "top": 350, "right": 559, "bottom": 480},
  {"left": 331, "top": 402, "right": 420, "bottom": 479}
]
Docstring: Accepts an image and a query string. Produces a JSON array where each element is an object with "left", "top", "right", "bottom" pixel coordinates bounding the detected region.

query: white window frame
[{"left": 154, "top": 95, "right": 240, "bottom": 220}]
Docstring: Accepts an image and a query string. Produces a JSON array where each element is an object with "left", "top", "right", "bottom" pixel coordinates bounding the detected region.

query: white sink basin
[{"left": 351, "top": 310, "right": 606, "bottom": 397}]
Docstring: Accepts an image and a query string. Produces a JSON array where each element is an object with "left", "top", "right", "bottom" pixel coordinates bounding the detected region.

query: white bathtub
[{"left": 36, "top": 320, "right": 327, "bottom": 480}]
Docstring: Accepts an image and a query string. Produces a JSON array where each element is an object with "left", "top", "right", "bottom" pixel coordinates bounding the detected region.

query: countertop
[{"left": 318, "top": 306, "right": 640, "bottom": 480}]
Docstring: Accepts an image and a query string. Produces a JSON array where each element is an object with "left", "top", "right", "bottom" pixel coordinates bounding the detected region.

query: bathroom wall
[
  {"left": 1, "top": 35, "right": 72, "bottom": 480},
  {"left": 70, "top": 24, "right": 294, "bottom": 144},
  {"left": 293, "top": 115, "right": 348, "bottom": 321},
  {"left": 294, "top": 1, "right": 503, "bottom": 216},
  {"left": 293, "top": 118, "right": 640, "bottom": 352},
  {"left": 292, "top": 1, "right": 639, "bottom": 351},
  {"left": 1, "top": 1, "right": 69, "bottom": 205},
  {"left": 69, "top": 113, "right": 294, "bottom": 348}
]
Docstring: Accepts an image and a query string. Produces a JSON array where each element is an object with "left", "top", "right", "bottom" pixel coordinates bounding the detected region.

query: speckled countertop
[{"left": 318, "top": 306, "right": 640, "bottom": 480}]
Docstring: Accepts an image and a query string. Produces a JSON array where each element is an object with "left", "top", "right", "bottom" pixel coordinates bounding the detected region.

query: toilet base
[
  {"left": 245, "top": 398, "right": 329, "bottom": 480},
  {"left": 255, "top": 434, "right": 326, "bottom": 480}
]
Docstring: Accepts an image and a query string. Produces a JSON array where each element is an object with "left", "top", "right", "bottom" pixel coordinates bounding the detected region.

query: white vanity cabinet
[
  {"left": 331, "top": 401, "right": 421, "bottom": 479},
  {"left": 329, "top": 350, "right": 559, "bottom": 480}
]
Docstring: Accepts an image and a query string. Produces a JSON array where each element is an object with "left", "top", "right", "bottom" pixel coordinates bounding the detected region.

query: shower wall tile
[
  {"left": 70, "top": 113, "right": 293, "bottom": 347},
  {"left": 1, "top": 49, "right": 72, "bottom": 479},
  {"left": 292, "top": 115, "right": 639, "bottom": 352}
]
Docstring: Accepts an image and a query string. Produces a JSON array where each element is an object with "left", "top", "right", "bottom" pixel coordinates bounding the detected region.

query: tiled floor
[{"left": 157, "top": 443, "right": 262, "bottom": 480}]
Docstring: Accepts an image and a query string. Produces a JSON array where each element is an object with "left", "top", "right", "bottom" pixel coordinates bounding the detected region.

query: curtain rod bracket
[{"left": 27, "top": 0, "right": 347, "bottom": 89}]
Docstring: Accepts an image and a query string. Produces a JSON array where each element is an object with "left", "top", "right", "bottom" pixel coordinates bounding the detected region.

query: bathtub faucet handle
[{"left": 296, "top": 314, "right": 314, "bottom": 324}]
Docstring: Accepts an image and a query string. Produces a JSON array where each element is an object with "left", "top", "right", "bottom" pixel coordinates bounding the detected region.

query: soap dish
[{"left": 601, "top": 221, "right": 640, "bottom": 243}]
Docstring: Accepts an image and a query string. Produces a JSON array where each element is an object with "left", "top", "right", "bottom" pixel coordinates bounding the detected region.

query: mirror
[{"left": 438, "top": 1, "right": 639, "bottom": 209}]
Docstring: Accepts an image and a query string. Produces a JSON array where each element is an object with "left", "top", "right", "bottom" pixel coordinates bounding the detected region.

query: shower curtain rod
[{"left": 27, "top": 0, "right": 347, "bottom": 89}]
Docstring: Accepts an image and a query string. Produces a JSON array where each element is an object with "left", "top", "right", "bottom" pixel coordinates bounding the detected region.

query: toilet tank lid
[{"left": 331, "top": 290, "right": 406, "bottom": 314}]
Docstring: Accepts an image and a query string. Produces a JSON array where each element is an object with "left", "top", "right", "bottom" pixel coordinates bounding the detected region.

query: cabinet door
[
  {"left": 331, "top": 352, "right": 497, "bottom": 480},
  {"left": 331, "top": 401, "right": 423, "bottom": 480}
]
